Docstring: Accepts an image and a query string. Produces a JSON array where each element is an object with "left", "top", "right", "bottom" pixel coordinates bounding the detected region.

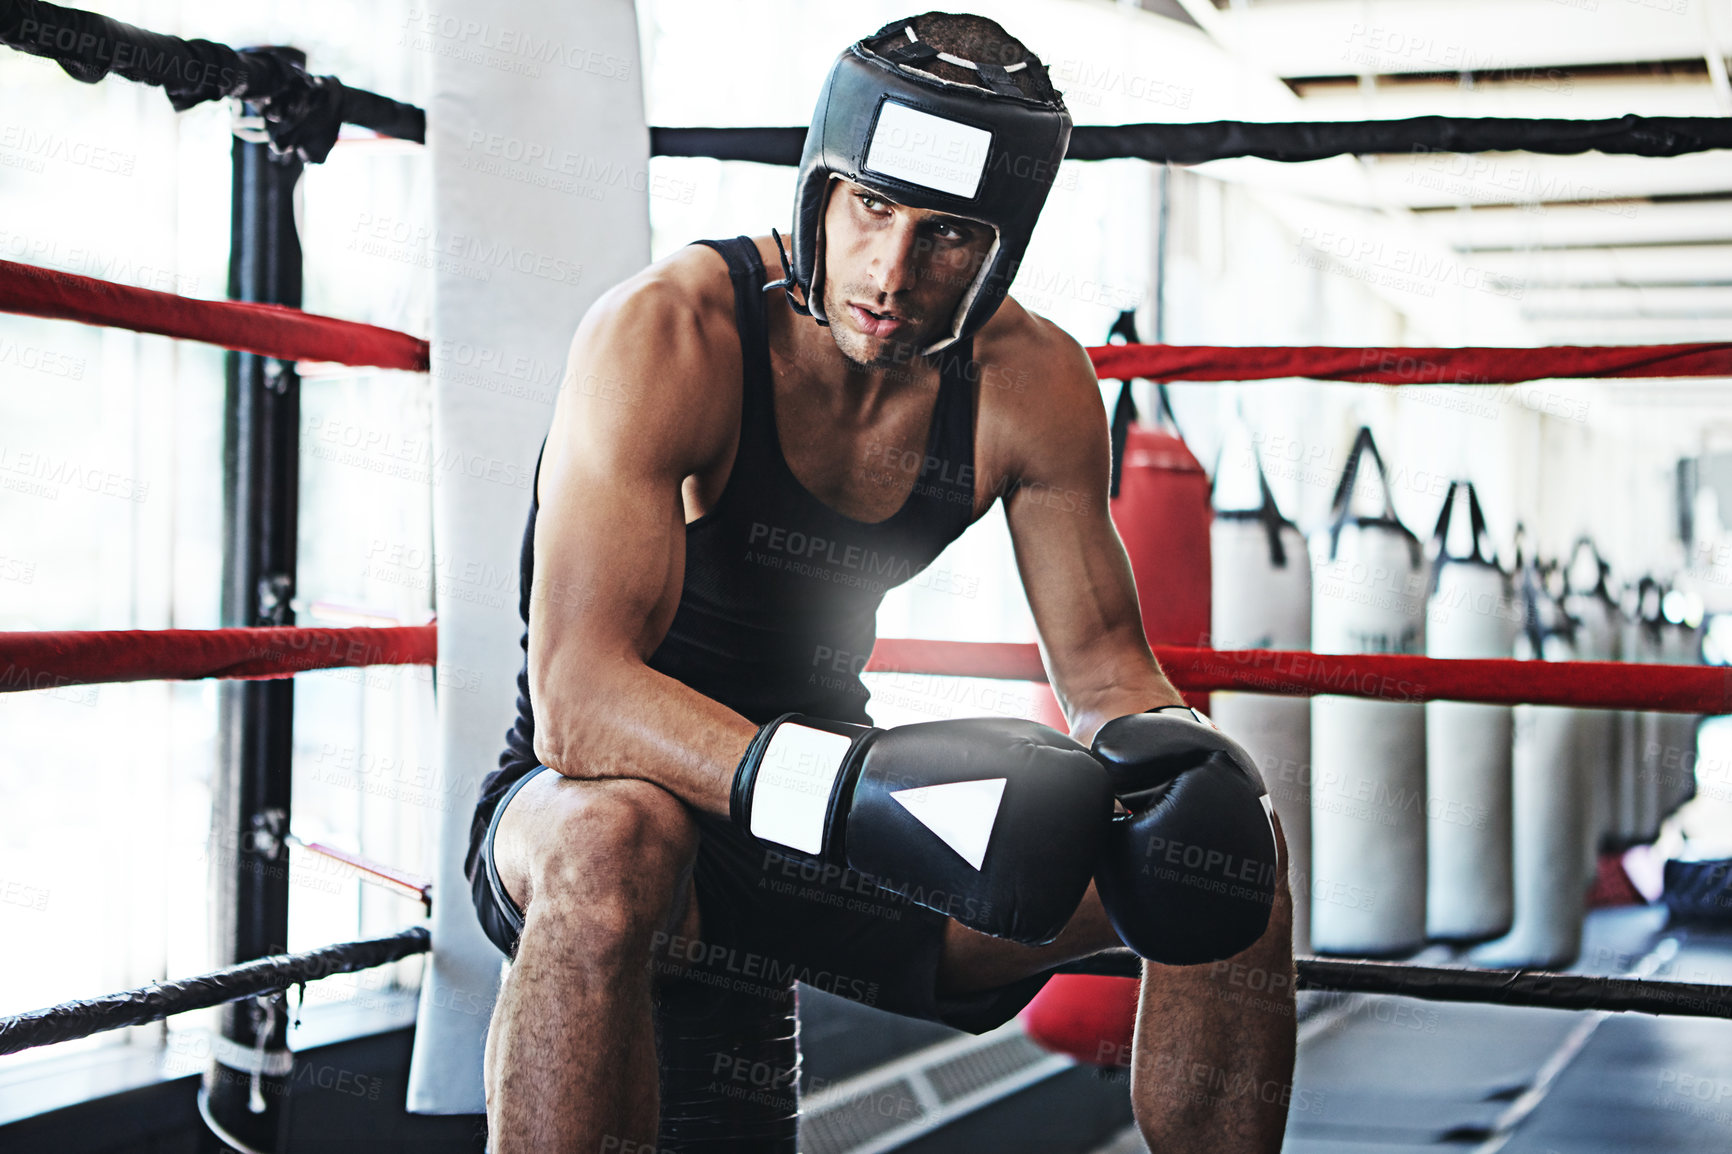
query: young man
[{"left": 466, "top": 13, "right": 1295, "bottom": 1153}]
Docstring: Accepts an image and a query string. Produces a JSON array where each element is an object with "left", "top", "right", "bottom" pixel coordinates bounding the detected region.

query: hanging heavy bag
[
  {"left": 1211, "top": 421, "right": 1313, "bottom": 951},
  {"left": 1656, "top": 593, "right": 1701, "bottom": 820},
  {"left": 1612, "top": 582, "right": 1651, "bottom": 847},
  {"left": 1562, "top": 539, "right": 1621, "bottom": 876},
  {"left": 1631, "top": 579, "right": 1667, "bottom": 844},
  {"left": 1309, "top": 426, "right": 1428, "bottom": 956},
  {"left": 1104, "top": 321, "right": 1212, "bottom": 660},
  {"left": 1424, "top": 482, "right": 1516, "bottom": 943},
  {"left": 1474, "top": 555, "right": 1588, "bottom": 970}
]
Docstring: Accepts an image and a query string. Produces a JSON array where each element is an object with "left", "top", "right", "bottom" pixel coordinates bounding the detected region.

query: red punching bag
[
  {"left": 1023, "top": 324, "right": 1212, "bottom": 1067},
  {"left": 1111, "top": 392, "right": 1213, "bottom": 652}
]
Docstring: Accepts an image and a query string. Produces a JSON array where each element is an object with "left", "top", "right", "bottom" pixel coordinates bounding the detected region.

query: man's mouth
[{"left": 848, "top": 303, "right": 908, "bottom": 338}]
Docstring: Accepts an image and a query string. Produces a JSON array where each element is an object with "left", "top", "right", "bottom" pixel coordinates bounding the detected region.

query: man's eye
[{"left": 857, "top": 193, "right": 884, "bottom": 211}]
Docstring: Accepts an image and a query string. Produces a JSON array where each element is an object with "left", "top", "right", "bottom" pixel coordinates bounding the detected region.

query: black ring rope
[
  {"left": 0, "top": 927, "right": 430, "bottom": 1057},
  {"left": 6, "top": 929, "right": 1730, "bottom": 1062},
  {"left": 1060, "top": 950, "right": 1732, "bottom": 1020},
  {"left": 0, "top": 0, "right": 425, "bottom": 161},
  {"left": 654, "top": 115, "right": 1732, "bottom": 167}
]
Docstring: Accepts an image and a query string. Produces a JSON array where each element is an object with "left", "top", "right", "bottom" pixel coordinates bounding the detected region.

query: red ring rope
[
  {"left": 865, "top": 639, "right": 1727, "bottom": 715},
  {"left": 0, "top": 624, "right": 436, "bottom": 689},
  {"left": 1090, "top": 341, "right": 1732, "bottom": 384},
  {"left": 0, "top": 258, "right": 428, "bottom": 371},
  {"left": 0, "top": 628, "right": 1719, "bottom": 712}
]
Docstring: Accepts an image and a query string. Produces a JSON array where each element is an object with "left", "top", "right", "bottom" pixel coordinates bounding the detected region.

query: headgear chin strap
[{"left": 771, "top": 19, "right": 1072, "bottom": 356}]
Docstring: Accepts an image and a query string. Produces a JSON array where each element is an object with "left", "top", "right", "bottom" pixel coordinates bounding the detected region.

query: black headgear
[{"left": 775, "top": 19, "right": 1072, "bottom": 355}]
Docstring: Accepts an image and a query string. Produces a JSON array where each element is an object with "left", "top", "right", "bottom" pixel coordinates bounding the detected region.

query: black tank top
[{"left": 465, "top": 236, "right": 980, "bottom": 879}]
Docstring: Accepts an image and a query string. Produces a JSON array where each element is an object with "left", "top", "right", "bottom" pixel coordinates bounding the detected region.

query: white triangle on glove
[{"left": 890, "top": 778, "right": 1007, "bottom": 871}]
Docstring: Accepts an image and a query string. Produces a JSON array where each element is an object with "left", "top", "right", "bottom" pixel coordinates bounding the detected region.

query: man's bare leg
[
  {"left": 483, "top": 774, "right": 701, "bottom": 1154},
  {"left": 1126, "top": 840, "right": 1295, "bottom": 1154},
  {"left": 937, "top": 819, "right": 1297, "bottom": 1154}
]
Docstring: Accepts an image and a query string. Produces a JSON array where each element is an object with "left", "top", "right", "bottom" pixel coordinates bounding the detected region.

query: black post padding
[
  {"left": 1056, "top": 949, "right": 1732, "bottom": 1020},
  {"left": 655, "top": 978, "right": 800, "bottom": 1152},
  {"left": 0, "top": 928, "right": 430, "bottom": 1057},
  {"left": 210, "top": 79, "right": 305, "bottom": 1150}
]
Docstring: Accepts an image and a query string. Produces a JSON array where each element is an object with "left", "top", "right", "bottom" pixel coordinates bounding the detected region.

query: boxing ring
[{"left": 5, "top": 0, "right": 1732, "bottom": 1150}]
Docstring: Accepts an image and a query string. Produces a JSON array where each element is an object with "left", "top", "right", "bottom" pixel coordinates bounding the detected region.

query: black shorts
[{"left": 468, "top": 766, "right": 1056, "bottom": 1035}]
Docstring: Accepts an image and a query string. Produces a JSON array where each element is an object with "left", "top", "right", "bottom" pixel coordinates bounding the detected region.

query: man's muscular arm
[
  {"left": 528, "top": 251, "right": 752, "bottom": 816},
  {"left": 993, "top": 317, "right": 1183, "bottom": 744}
]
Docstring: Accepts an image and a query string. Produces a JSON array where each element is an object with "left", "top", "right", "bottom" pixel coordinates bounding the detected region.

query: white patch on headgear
[{"left": 865, "top": 101, "right": 991, "bottom": 199}]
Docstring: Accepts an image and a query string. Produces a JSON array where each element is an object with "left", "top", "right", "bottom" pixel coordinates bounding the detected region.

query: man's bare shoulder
[
  {"left": 974, "top": 294, "right": 1102, "bottom": 423},
  {"left": 575, "top": 242, "right": 739, "bottom": 369},
  {"left": 542, "top": 243, "right": 749, "bottom": 486}
]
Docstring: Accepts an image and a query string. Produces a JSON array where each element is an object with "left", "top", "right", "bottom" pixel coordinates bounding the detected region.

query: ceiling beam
[
  {"left": 1518, "top": 285, "right": 1732, "bottom": 317},
  {"left": 1469, "top": 243, "right": 1732, "bottom": 287},
  {"left": 1413, "top": 199, "right": 1732, "bottom": 250},
  {"left": 1354, "top": 151, "right": 1732, "bottom": 211},
  {"left": 1217, "top": 0, "right": 1732, "bottom": 78}
]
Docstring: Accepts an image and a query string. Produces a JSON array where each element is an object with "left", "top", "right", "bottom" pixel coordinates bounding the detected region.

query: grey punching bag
[
  {"left": 1309, "top": 427, "right": 1427, "bottom": 956},
  {"left": 1424, "top": 482, "right": 1516, "bottom": 943},
  {"left": 1211, "top": 428, "right": 1313, "bottom": 952}
]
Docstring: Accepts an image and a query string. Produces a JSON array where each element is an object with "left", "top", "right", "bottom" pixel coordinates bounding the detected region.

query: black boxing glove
[
  {"left": 1091, "top": 706, "right": 1279, "bottom": 964},
  {"left": 732, "top": 714, "right": 1113, "bottom": 945}
]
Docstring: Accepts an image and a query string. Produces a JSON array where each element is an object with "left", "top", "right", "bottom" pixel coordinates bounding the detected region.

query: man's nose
[{"left": 865, "top": 219, "right": 923, "bottom": 299}]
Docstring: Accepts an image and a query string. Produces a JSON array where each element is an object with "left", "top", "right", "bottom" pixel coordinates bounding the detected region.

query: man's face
[{"left": 817, "top": 178, "right": 995, "bottom": 368}]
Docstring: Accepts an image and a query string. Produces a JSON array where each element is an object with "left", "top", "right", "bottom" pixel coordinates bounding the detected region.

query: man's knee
[{"left": 513, "top": 779, "right": 698, "bottom": 958}]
